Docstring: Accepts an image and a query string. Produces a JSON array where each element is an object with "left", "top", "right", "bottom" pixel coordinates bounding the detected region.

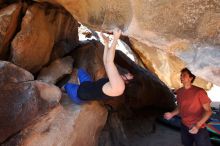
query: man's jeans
[{"left": 181, "top": 123, "right": 212, "bottom": 146}]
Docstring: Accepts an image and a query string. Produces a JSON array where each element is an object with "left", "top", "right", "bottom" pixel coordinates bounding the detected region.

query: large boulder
[
  {"left": 37, "top": 56, "right": 74, "bottom": 84},
  {"left": 35, "top": 0, "right": 220, "bottom": 86},
  {"left": 0, "top": 3, "right": 22, "bottom": 59},
  {"left": 2, "top": 96, "right": 108, "bottom": 146},
  {"left": 0, "top": 61, "right": 61, "bottom": 143},
  {"left": 11, "top": 3, "right": 78, "bottom": 73},
  {"left": 126, "top": 37, "right": 212, "bottom": 90}
]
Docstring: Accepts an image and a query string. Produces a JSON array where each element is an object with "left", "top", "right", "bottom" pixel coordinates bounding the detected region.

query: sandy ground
[
  {"left": 130, "top": 121, "right": 183, "bottom": 146},
  {"left": 130, "top": 121, "right": 218, "bottom": 146}
]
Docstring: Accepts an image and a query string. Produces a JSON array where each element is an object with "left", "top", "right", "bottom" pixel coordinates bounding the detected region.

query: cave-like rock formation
[
  {"left": 0, "top": 1, "right": 218, "bottom": 146},
  {"left": 35, "top": 0, "right": 220, "bottom": 87}
]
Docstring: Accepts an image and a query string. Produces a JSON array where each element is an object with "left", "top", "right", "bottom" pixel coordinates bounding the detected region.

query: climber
[{"left": 64, "top": 28, "right": 134, "bottom": 104}]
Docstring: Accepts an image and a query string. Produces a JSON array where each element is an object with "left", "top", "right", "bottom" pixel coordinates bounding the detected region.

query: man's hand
[
  {"left": 189, "top": 126, "right": 199, "bottom": 134},
  {"left": 164, "top": 112, "right": 174, "bottom": 120}
]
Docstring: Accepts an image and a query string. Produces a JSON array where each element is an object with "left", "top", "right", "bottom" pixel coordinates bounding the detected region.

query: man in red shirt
[{"left": 164, "top": 68, "right": 212, "bottom": 146}]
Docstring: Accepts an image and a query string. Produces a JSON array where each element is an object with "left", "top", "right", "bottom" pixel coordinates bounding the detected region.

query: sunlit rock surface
[
  {"left": 175, "top": 43, "right": 220, "bottom": 88},
  {"left": 35, "top": 0, "right": 220, "bottom": 86},
  {"left": 37, "top": 56, "right": 74, "bottom": 84},
  {"left": 0, "top": 61, "right": 61, "bottom": 143},
  {"left": 0, "top": 3, "right": 22, "bottom": 59},
  {"left": 127, "top": 38, "right": 212, "bottom": 90},
  {"left": 11, "top": 3, "right": 78, "bottom": 73},
  {"left": 3, "top": 96, "right": 108, "bottom": 146}
]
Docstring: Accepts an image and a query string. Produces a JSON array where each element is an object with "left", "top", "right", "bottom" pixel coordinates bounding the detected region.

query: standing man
[{"left": 164, "top": 68, "right": 212, "bottom": 146}]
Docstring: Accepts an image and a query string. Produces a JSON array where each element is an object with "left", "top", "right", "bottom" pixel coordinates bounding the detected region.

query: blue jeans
[{"left": 181, "top": 123, "right": 212, "bottom": 146}]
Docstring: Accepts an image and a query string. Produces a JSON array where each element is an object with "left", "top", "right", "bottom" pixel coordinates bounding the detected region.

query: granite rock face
[
  {"left": 3, "top": 97, "right": 108, "bottom": 146},
  {"left": 0, "top": 61, "right": 61, "bottom": 143},
  {"left": 0, "top": 3, "right": 22, "bottom": 59},
  {"left": 35, "top": 0, "right": 220, "bottom": 86},
  {"left": 11, "top": 3, "right": 78, "bottom": 73},
  {"left": 37, "top": 56, "right": 74, "bottom": 84},
  {"left": 0, "top": 1, "right": 218, "bottom": 145}
]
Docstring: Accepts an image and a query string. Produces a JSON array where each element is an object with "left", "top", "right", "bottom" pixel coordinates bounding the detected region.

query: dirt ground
[{"left": 130, "top": 121, "right": 183, "bottom": 146}]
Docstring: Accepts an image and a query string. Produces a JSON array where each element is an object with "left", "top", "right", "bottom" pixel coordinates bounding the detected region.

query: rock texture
[
  {"left": 0, "top": 3, "right": 22, "bottom": 59},
  {"left": 127, "top": 38, "right": 212, "bottom": 90},
  {"left": 0, "top": 61, "right": 61, "bottom": 143},
  {"left": 3, "top": 96, "right": 108, "bottom": 146},
  {"left": 1, "top": 1, "right": 217, "bottom": 145},
  {"left": 11, "top": 3, "right": 78, "bottom": 73},
  {"left": 37, "top": 56, "right": 74, "bottom": 84},
  {"left": 0, "top": 61, "right": 33, "bottom": 83},
  {"left": 35, "top": 0, "right": 220, "bottom": 86},
  {"left": 72, "top": 41, "right": 106, "bottom": 80}
]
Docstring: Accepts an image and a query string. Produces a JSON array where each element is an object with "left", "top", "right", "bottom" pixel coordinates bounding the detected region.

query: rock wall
[
  {"left": 1, "top": 1, "right": 217, "bottom": 146},
  {"left": 35, "top": 0, "right": 220, "bottom": 87}
]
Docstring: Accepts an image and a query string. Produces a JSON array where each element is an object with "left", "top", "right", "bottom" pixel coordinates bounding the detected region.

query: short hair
[{"left": 181, "top": 68, "right": 196, "bottom": 83}]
